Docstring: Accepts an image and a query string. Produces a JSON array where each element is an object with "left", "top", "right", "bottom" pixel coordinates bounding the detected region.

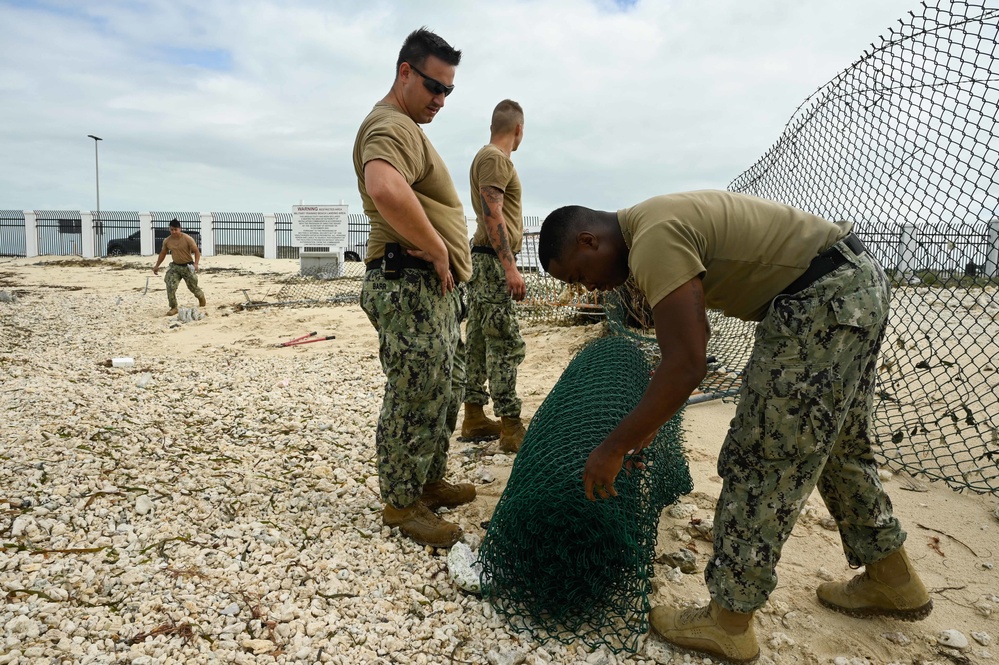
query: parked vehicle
[
  {"left": 343, "top": 240, "right": 368, "bottom": 262},
  {"left": 106, "top": 229, "right": 202, "bottom": 256}
]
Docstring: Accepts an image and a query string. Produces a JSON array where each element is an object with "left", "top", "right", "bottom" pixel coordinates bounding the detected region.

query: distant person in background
[
  {"left": 152, "top": 219, "right": 205, "bottom": 316},
  {"left": 352, "top": 27, "right": 474, "bottom": 548},
  {"left": 462, "top": 99, "right": 528, "bottom": 453}
]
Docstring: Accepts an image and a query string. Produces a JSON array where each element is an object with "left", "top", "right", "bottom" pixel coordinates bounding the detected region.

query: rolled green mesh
[{"left": 477, "top": 335, "right": 693, "bottom": 653}]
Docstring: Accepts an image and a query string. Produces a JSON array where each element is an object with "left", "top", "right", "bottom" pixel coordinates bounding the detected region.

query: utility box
[{"left": 299, "top": 246, "right": 341, "bottom": 277}]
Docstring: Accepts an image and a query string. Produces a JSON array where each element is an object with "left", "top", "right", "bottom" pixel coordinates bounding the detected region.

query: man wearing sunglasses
[{"left": 352, "top": 27, "right": 474, "bottom": 549}]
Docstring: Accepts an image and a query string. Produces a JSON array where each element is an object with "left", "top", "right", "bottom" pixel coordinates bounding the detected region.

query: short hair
[
  {"left": 169, "top": 218, "right": 182, "bottom": 229},
  {"left": 539, "top": 205, "right": 594, "bottom": 271},
  {"left": 396, "top": 27, "right": 461, "bottom": 74},
  {"left": 490, "top": 99, "right": 524, "bottom": 135}
]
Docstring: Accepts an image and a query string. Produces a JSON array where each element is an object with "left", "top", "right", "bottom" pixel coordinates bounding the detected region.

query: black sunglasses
[{"left": 406, "top": 62, "right": 454, "bottom": 97}]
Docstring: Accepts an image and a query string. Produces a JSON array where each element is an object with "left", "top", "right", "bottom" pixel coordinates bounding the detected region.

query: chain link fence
[{"left": 728, "top": 0, "right": 999, "bottom": 494}]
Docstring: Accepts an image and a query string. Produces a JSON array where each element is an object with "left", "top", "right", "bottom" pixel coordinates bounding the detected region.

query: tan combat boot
[
  {"left": 499, "top": 416, "right": 527, "bottom": 453},
  {"left": 166, "top": 307, "right": 179, "bottom": 316},
  {"left": 198, "top": 295, "right": 207, "bottom": 307},
  {"left": 649, "top": 601, "right": 759, "bottom": 664},
  {"left": 816, "top": 547, "right": 932, "bottom": 620},
  {"left": 383, "top": 501, "right": 461, "bottom": 548},
  {"left": 421, "top": 479, "right": 476, "bottom": 510},
  {"left": 460, "top": 403, "right": 501, "bottom": 440}
]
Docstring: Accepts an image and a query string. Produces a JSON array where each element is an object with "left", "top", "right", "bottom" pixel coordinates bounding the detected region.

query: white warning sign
[{"left": 291, "top": 205, "right": 349, "bottom": 248}]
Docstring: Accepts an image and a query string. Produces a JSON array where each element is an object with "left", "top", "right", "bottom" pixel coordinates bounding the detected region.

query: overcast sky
[{"left": 1, "top": 0, "right": 920, "bottom": 217}]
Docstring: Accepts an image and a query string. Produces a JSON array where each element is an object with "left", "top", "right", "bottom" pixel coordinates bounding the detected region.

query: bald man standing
[{"left": 462, "top": 100, "right": 529, "bottom": 453}]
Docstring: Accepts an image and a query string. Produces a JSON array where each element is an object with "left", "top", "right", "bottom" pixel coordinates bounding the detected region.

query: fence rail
[{"left": 3, "top": 211, "right": 996, "bottom": 277}]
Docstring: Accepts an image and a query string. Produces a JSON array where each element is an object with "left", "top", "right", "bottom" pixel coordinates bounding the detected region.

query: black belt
[
  {"left": 471, "top": 245, "right": 496, "bottom": 256},
  {"left": 780, "top": 234, "right": 866, "bottom": 297},
  {"left": 173, "top": 262, "right": 193, "bottom": 266},
  {"left": 365, "top": 255, "right": 434, "bottom": 272}
]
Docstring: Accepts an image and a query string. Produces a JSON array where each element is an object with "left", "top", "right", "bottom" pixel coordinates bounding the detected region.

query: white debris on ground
[
  {"left": 176, "top": 307, "right": 205, "bottom": 323},
  {"left": 0, "top": 288, "right": 655, "bottom": 665},
  {"left": 447, "top": 542, "right": 485, "bottom": 595},
  {"left": 1, "top": 265, "right": 997, "bottom": 665}
]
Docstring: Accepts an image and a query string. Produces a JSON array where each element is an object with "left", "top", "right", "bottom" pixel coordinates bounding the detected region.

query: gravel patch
[{"left": 0, "top": 288, "right": 663, "bottom": 665}]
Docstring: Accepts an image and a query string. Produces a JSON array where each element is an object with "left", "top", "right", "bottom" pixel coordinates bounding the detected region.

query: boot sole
[
  {"left": 649, "top": 630, "right": 759, "bottom": 665},
  {"left": 649, "top": 621, "right": 760, "bottom": 665},
  {"left": 383, "top": 521, "right": 461, "bottom": 548},
  {"left": 398, "top": 529, "right": 461, "bottom": 548},
  {"left": 457, "top": 433, "right": 500, "bottom": 442},
  {"left": 422, "top": 496, "right": 476, "bottom": 510},
  {"left": 817, "top": 597, "right": 933, "bottom": 621},
  {"left": 383, "top": 516, "right": 462, "bottom": 548}
]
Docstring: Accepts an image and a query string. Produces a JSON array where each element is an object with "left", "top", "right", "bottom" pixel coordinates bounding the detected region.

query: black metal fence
[
  {"left": 94, "top": 211, "right": 140, "bottom": 257},
  {"left": 0, "top": 211, "right": 25, "bottom": 257},
  {"left": 0, "top": 210, "right": 373, "bottom": 259},
  {"left": 345, "top": 213, "right": 370, "bottom": 261},
  {"left": 213, "top": 212, "right": 264, "bottom": 257},
  {"left": 275, "top": 213, "right": 298, "bottom": 259},
  {"left": 35, "top": 212, "right": 82, "bottom": 256}
]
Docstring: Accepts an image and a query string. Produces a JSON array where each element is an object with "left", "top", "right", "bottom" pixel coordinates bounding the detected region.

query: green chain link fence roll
[{"left": 477, "top": 335, "right": 692, "bottom": 654}]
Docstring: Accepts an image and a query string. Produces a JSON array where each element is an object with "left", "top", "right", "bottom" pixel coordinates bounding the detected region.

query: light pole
[
  {"left": 87, "top": 134, "right": 102, "bottom": 221},
  {"left": 87, "top": 134, "right": 103, "bottom": 255}
]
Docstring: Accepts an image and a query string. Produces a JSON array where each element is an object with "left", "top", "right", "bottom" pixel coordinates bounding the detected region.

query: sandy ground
[{"left": 1, "top": 254, "right": 998, "bottom": 665}]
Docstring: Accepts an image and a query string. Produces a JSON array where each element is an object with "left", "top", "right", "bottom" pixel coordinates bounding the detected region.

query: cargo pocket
[
  {"left": 746, "top": 362, "right": 842, "bottom": 460},
  {"left": 830, "top": 285, "right": 888, "bottom": 329}
]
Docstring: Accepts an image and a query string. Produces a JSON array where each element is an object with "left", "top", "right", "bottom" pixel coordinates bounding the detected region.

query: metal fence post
[
  {"left": 264, "top": 213, "right": 277, "bottom": 260},
  {"left": 80, "top": 211, "right": 96, "bottom": 258},
  {"left": 199, "top": 212, "right": 215, "bottom": 257},
  {"left": 897, "top": 223, "right": 919, "bottom": 276},
  {"left": 986, "top": 216, "right": 999, "bottom": 278},
  {"left": 24, "top": 211, "right": 38, "bottom": 258},
  {"left": 139, "top": 212, "right": 153, "bottom": 255}
]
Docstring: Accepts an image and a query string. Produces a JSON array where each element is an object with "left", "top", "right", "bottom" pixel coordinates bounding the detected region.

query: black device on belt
[
  {"left": 471, "top": 245, "right": 496, "bottom": 256},
  {"left": 365, "top": 242, "right": 434, "bottom": 278},
  {"left": 779, "top": 233, "right": 866, "bottom": 297}
]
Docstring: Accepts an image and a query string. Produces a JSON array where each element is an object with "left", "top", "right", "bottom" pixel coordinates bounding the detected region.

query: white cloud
[{"left": 0, "top": 0, "right": 919, "bottom": 215}]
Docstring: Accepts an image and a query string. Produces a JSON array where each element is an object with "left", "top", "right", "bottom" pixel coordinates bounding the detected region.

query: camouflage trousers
[
  {"left": 164, "top": 263, "right": 205, "bottom": 308},
  {"left": 360, "top": 266, "right": 465, "bottom": 509},
  {"left": 705, "top": 240, "right": 906, "bottom": 613},
  {"left": 464, "top": 252, "right": 526, "bottom": 417}
]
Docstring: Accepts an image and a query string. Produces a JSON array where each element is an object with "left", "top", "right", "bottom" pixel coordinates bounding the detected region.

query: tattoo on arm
[
  {"left": 481, "top": 185, "right": 514, "bottom": 263},
  {"left": 480, "top": 185, "right": 503, "bottom": 219},
  {"left": 495, "top": 226, "right": 515, "bottom": 265}
]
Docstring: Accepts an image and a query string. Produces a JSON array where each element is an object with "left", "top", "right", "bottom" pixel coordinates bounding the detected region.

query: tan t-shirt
[
  {"left": 353, "top": 102, "right": 472, "bottom": 282},
  {"left": 162, "top": 233, "right": 198, "bottom": 265},
  {"left": 469, "top": 144, "right": 523, "bottom": 254},
  {"left": 618, "top": 191, "right": 848, "bottom": 321}
]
